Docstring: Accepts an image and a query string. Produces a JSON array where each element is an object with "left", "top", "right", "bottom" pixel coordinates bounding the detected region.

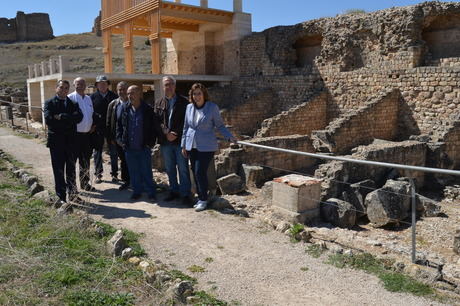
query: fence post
[{"left": 410, "top": 178, "right": 417, "bottom": 263}]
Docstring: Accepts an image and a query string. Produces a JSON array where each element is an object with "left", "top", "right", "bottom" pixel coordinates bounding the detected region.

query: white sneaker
[{"left": 195, "top": 200, "right": 207, "bottom": 212}]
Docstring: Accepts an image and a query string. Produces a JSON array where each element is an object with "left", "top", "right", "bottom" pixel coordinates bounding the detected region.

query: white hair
[{"left": 162, "top": 75, "right": 176, "bottom": 85}]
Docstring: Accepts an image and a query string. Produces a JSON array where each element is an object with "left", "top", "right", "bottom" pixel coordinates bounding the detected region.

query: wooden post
[
  {"left": 123, "top": 21, "right": 134, "bottom": 73},
  {"left": 149, "top": 9, "right": 161, "bottom": 74},
  {"left": 102, "top": 29, "right": 113, "bottom": 73}
]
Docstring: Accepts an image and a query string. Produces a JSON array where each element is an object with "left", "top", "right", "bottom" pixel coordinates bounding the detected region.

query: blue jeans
[
  {"left": 189, "top": 149, "right": 214, "bottom": 201},
  {"left": 125, "top": 147, "right": 156, "bottom": 197},
  {"left": 161, "top": 143, "right": 191, "bottom": 197}
]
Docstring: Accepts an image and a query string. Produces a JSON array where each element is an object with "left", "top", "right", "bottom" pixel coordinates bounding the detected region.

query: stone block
[
  {"left": 217, "top": 173, "right": 245, "bottom": 195},
  {"left": 242, "top": 164, "right": 265, "bottom": 188},
  {"left": 272, "top": 174, "right": 321, "bottom": 213}
]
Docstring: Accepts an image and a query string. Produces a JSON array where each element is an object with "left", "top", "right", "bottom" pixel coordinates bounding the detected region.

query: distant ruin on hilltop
[{"left": 0, "top": 11, "right": 53, "bottom": 43}]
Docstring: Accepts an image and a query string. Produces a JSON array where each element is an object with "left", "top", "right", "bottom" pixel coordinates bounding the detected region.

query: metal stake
[{"left": 410, "top": 178, "right": 417, "bottom": 263}]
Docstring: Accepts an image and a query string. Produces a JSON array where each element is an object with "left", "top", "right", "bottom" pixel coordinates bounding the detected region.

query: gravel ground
[{"left": 0, "top": 127, "right": 447, "bottom": 305}]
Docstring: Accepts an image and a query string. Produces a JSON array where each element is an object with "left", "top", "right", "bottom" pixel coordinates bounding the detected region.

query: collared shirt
[
  {"left": 68, "top": 91, "right": 93, "bottom": 133},
  {"left": 127, "top": 104, "right": 144, "bottom": 150},
  {"left": 166, "top": 95, "right": 177, "bottom": 128},
  {"left": 116, "top": 99, "right": 127, "bottom": 121}
]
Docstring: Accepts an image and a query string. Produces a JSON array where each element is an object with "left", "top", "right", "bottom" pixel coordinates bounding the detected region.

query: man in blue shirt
[{"left": 117, "top": 85, "right": 159, "bottom": 201}]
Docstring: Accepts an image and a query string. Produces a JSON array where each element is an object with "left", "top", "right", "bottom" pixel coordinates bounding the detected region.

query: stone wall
[
  {"left": 216, "top": 135, "right": 317, "bottom": 179},
  {"left": 220, "top": 88, "right": 276, "bottom": 137},
  {"left": 315, "top": 140, "right": 427, "bottom": 200},
  {"left": 214, "top": 1, "right": 460, "bottom": 172},
  {"left": 0, "top": 11, "right": 53, "bottom": 43},
  {"left": 311, "top": 89, "right": 400, "bottom": 154},
  {"left": 255, "top": 92, "right": 328, "bottom": 138}
]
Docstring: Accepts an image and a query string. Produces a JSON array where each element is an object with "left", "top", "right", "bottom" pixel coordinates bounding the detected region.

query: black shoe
[
  {"left": 164, "top": 192, "right": 180, "bottom": 202},
  {"left": 83, "top": 185, "right": 96, "bottom": 192},
  {"left": 54, "top": 199, "right": 66, "bottom": 208},
  {"left": 148, "top": 194, "right": 157, "bottom": 202},
  {"left": 95, "top": 177, "right": 102, "bottom": 184},
  {"left": 69, "top": 195, "right": 84, "bottom": 204},
  {"left": 181, "top": 196, "right": 193, "bottom": 206},
  {"left": 130, "top": 193, "right": 141, "bottom": 201},
  {"left": 119, "top": 182, "right": 129, "bottom": 191},
  {"left": 111, "top": 176, "right": 119, "bottom": 183}
]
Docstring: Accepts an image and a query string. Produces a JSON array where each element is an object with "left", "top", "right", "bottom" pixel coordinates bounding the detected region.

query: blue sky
[{"left": 3, "top": 0, "right": 459, "bottom": 36}]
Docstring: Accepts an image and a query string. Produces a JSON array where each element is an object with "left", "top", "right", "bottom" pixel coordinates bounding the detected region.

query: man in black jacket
[
  {"left": 106, "top": 81, "right": 130, "bottom": 190},
  {"left": 154, "top": 76, "right": 191, "bottom": 205},
  {"left": 44, "top": 80, "right": 83, "bottom": 204},
  {"left": 90, "top": 75, "right": 118, "bottom": 183},
  {"left": 116, "top": 85, "right": 159, "bottom": 202}
]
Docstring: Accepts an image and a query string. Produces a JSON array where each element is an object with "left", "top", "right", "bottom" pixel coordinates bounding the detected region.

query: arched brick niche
[
  {"left": 423, "top": 14, "right": 460, "bottom": 61},
  {"left": 293, "top": 34, "right": 323, "bottom": 67}
]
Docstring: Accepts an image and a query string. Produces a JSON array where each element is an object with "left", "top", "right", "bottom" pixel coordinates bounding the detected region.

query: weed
[
  {"left": 64, "top": 290, "right": 135, "bottom": 305},
  {"left": 168, "top": 270, "right": 197, "bottom": 284},
  {"left": 288, "top": 223, "right": 304, "bottom": 243},
  {"left": 380, "top": 272, "right": 434, "bottom": 296},
  {"left": 326, "top": 252, "right": 436, "bottom": 298},
  {"left": 205, "top": 257, "right": 214, "bottom": 263},
  {"left": 187, "top": 265, "right": 206, "bottom": 273},
  {"left": 217, "top": 245, "right": 224, "bottom": 249},
  {"left": 194, "top": 291, "right": 227, "bottom": 305},
  {"left": 300, "top": 266, "right": 309, "bottom": 272},
  {"left": 0, "top": 167, "right": 151, "bottom": 304},
  {"left": 305, "top": 244, "right": 324, "bottom": 258}
]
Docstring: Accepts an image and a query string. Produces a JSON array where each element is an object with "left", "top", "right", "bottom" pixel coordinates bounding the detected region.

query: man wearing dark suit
[
  {"left": 90, "top": 75, "right": 118, "bottom": 183},
  {"left": 107, "top": 81, "right": 130, "bottom": 190},
  {"left": 154, "top": 76, "right": 192, "bottom": 205},
  {"left": 43, "top": 80, "right": 83, "bottom": 204}
]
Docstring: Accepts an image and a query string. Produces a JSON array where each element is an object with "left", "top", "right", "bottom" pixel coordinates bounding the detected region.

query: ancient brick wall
[
  {"left": 255, "top": 92, "right": 328, "bottom": 138},
  {"left": 216, "top": 135, "right": 317, "bottom": 179},
  {"left": 220, "top": 89, "right": 276, "bottom": 136},
  {"left": 231, "top": 2, "right": 460, "bottom": 146},
  {"left": 311, "top": 89, "right": 400, "bottom": 154}
]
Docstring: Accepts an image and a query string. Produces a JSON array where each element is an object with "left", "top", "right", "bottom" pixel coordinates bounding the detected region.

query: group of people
[{"left": 44, "top": 75, "right": 235, "bottom": 212}]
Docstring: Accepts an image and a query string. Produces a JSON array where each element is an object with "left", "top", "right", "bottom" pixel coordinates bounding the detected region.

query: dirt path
[{"left": 0, "top": 127, "right": 444, "bottom": 305}]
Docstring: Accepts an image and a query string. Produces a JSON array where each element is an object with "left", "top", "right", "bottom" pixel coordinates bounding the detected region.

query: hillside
[{"left": 0, "top": 32, "right": 153, "bottom": 89}]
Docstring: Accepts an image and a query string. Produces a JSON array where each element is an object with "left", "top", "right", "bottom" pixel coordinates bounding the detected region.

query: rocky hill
[{"left": 0, "top": 32, "right": 153, "bottom": 89}]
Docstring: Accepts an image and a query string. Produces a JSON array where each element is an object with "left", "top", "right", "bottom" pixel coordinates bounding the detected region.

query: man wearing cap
[
  {"left": 90, "top": 75, "right": 118, "bottom": 183},
  {"left": 68, "top": 77, "right": 96, "bottom": 192},
  {"left": 44, "top": 80, "right": 83, "bottom": 204}
]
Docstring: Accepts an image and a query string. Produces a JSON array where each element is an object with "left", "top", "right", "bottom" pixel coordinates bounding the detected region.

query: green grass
[
  {"left": 205, "top": 257, "right": 214, "bottom": 263},
  {"left": 0, "top": 164, "right": 152, "bottom": 305},
  {"left": 289, "top": 223, "right": 304, "bottom": 243},
  {"left": 64, "top": 290, "right": 135, "bottom": 306},
  {"left": 194, "top": 291, "right": 227, "bottom": 306},
  {"left": 300, "top": 266, "right": 309, "bottom": 272},
  {"left": 305, "top": 244, "right": 325, "bottom": 258},
  {"left": 187, "top": 265, "right": 206, "bottom": 273},
  {"left": 168, "top": 270, "right": 197, "bottom": 284},
  {"left": 326, "top": 253, "right": 435, "bottom": 297}
]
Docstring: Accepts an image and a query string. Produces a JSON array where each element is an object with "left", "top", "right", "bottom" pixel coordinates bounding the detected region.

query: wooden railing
[{"left": 102, "top": 0, "right": 151, "bottom": 20}]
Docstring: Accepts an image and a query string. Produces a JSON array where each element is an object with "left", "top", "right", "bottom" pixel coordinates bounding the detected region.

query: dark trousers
[
  {"left": 109, "top": 142, "right": 130, "bottom": 182},
  {"left": 49, "top": 143, "right": 77, "bottom": 202},
  {"left": 189, "top": 149, "right": 214, "bottom": 201},
  {"left": 125, "top": 147, "right": 156, "bottom": 196},
  {"left": 91, "top": 131, "right": 105, "bottom": 178},
  {"left": 76, "top": 132, "right": 92, "bottom": 189}
]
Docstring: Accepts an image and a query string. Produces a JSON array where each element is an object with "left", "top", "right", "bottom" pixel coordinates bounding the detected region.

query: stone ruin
[
  {"left": 209, "top": 1, "right": 460, "bottom": 228},
  {"left": 0, "top": 11, "right": 53, "bottom": 43}
]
